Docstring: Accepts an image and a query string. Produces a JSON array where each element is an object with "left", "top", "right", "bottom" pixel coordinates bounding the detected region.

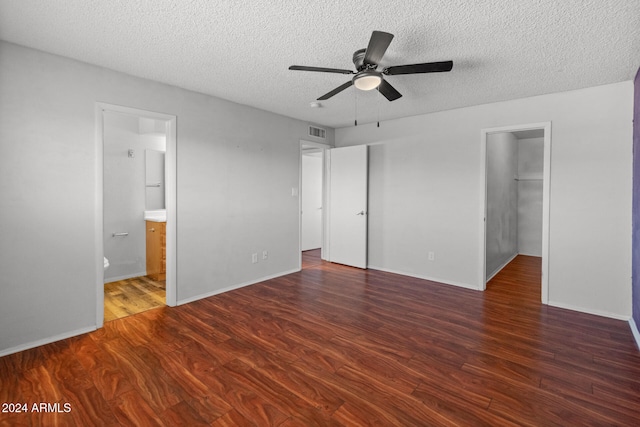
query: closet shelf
[{"left": 515, "top": 174, "right": 543, "bottom": 181}]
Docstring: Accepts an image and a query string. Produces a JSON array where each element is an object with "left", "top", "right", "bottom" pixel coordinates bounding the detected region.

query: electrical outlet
[
  {"left": 252, "top": 253, "right": 258, "bottom": 264},
  {"left": 428, "top": 251, "right": 435, "bottom": 261},
  {"left": 262, "top": 250, "right": 268, "bottom": 260}
]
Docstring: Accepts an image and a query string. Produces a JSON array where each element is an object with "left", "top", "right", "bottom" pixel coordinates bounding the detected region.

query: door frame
[
  {"left": 479, "top": 122, "right": 551, "bottom": 303},
  {"left": 95, "top": 102, "right": 177, "bottom": 328},
  {"left": 298, "top": 140, "right": 332, "bottom": 269}
]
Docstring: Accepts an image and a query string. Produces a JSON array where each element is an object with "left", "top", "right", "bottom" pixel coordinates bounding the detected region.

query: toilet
[{"left": 104, "top": 257, "right": 110, "bottom": 271}]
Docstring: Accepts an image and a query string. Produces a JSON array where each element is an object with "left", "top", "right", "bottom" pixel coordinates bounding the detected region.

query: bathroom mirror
[{"left": 145, "top": 149, "right": 165, "bottom": 210}]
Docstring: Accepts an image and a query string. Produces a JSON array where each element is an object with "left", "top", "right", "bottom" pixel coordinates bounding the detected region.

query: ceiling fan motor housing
[{"left": 352, "top": 48, "right": 368, "bottom": 71}]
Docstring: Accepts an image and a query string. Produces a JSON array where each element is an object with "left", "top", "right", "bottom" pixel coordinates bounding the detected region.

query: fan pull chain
[
  {"left": 354, "top": 90, "right": 358, "bottom": 126},
  {"left": 377, "top": 89, "right": 380, "bottom": 128}
]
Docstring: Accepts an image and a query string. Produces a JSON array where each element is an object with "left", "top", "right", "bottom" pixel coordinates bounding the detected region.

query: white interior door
[
  {"left": 328, "top": 145, "right": 368, "bottom": 268},
  {"left": 301, "top": 153, "right": 323, "bottom": 250}
]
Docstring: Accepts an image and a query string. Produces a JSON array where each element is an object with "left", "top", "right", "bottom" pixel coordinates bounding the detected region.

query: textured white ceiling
[{"left": 0, "top": 0, "right": 638, "bottom": 128}]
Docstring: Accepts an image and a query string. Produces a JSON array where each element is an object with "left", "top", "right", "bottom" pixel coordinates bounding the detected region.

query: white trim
[
  {"left": 368, "top": 265, "right": 480, "bottom": 291},
  {"left": 298, "top": 144, "right": 302, "bottom": 271},
  {"left": 94, "top": 104, "right": 105, "bottom": 328},
  {"left": 95, "top": 103, "right": 178, "bottom": 330},
  {"left": 321, "top": 145, "right": 330, "bottom": 260},
  {"left": 177, "top": 268, "right": 300, "bottom": 305},
  {"left": 548, "top": 300, "right": 631, "bottom": 321},
  {"left": 629, "top": 317, "right": 640, "bottom": 350},
  {"left": 0, "top": 326, "right": 96, "bottom": 358},
  {"left": 486, "top": 252, "right": 518, "bottom": 282},
  {"left": 480, "top": 122, "right": 551, "bottom": 305},
  {"left": 324, "top": 149, "right": 332, "bottom": 262},
  {"left": 165, "top": 116, "right": 178, "bottom": 307},
  {"left": 541, "top": 123, "right": 552, "bottom": 304},
  {"left": 479, "top": 129, "right": 487, "bottom": 290},
  {"left": 104, "top": 271, "right": 148, "bottom": 283}
]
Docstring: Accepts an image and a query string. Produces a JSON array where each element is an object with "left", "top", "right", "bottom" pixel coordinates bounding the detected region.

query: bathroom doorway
[{"left": 95, "top": 103, "right": 177, "bottom": 327}]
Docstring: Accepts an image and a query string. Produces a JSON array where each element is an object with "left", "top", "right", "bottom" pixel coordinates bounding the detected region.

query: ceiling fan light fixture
[{"left": 353, "top": 71, "right": 382, "bottom": 91}]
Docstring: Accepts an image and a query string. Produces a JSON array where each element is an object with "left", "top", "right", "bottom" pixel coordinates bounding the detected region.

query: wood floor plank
[
  {"left": 209, "top": 409, "right": 256, "bottom": 427},
  {"left": 100, "top": 338, "right": 182, "bottom": 413},
  {"left": 540, "top": 376, "right": 640, "bottom": 424},
  {"left": 210, "top": 363, "right": 290, "bottom": 426},
  {"left": 1, "top": 251, "right": 639, "bottom": 425},
  {"left": 109, "top": 389, "right": 166, "bottom": 427},
  {"left": 68, "top": 334, "right": 135, "bottom": 401},
  {"left": 255, "top": 360, "right": 346, "bottom": 416},
  {"left": 161, "top": 400, "right": 211, "bottom": 427},
  {"left": 411, "top": 381, "right": 521, "bottom": 427},
  {"left": 330, "top": 365, "right": 457, "bottom": 426},
  {"left": 62, "top": 386, "right": 121, "bottom": 427}
]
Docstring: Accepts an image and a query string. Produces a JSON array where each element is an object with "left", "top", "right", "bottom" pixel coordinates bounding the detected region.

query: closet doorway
[{"left": 480, "top": 122, "right": 551, "bottom": 303}]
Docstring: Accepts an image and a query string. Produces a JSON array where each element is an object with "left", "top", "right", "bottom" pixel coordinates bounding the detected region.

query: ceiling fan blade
[
  {"left": 384, "top": 60, "right": 453, "bottom": 75},
  {"left": 289, "top": 65, "right": 354, "bottom": 74},
  {"left": 363, "top": 31, "right": 394, "bottom": 66},
  {"left": 318, "top": 80, "right": 353, "bottom": 100},
  {"left": 377, "top": 79, "right": 402, "bottom": 101}
]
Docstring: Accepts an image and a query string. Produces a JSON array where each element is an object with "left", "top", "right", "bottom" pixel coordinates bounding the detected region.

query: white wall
[
  {"left": 0, "top": 41, "right": 333, "bottom": 354},
  {"left": 486, "top": 132, "right": 518, "bottom": 278},
  {"left": 336, "top": 81, "right": 632, "bottom": 319},
  {"left": 517, "top": 137, "right": 544, "bottom": 256},
  {"left": 103, "top": 111, "right": 165, "bottom": 282}
]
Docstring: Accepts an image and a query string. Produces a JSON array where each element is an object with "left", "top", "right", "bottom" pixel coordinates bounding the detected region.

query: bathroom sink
[{"left": 144, "top": 209, "right": 166, "bottom": 222}]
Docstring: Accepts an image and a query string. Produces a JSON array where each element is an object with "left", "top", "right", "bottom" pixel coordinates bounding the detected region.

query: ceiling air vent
[{"left": 309, "top": 125, "right": 326, "bottom": 139}]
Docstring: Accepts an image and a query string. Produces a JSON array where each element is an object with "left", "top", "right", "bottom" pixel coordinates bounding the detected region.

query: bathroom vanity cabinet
[{"left": 146, "top": 220, "right": 166, "bottom": 281}]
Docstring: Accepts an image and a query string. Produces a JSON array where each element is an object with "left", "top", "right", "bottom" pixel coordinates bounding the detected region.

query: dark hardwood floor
[{"left": 1, "top": 251, "right": 639, "bottom": 425}]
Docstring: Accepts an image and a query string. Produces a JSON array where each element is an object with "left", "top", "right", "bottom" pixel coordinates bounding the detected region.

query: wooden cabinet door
[{"left": 146, "top": 221, "right": 166, "bottom": 280}]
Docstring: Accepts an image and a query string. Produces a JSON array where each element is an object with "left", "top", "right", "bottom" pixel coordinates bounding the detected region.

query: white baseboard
[
  {"left": 367, "top": 265, "right": 479, "bottom": 291},
  {"left": 177, "top": 268, "right": 300, "bottom": 305},
  {"left": 104, "top": 271, "right": 147, "bottom": 284},
  {"left": 486, "top": 252, "right": 518, "bottom": 282},
  {"left": 516, "top": 251, "right": 542, "bottom": 257},
  {"left": 547, "top": 300, "right": 631, "bottom": 321},
  {"left": 0, "top": 325, "right": 96, "bottom": 358},
  {"left": 629, "top": 317, "right": 640, "bottom": 350}
]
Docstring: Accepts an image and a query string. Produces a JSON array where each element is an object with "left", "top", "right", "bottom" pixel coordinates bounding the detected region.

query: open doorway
[
  {"left": 299, "top": 140, "right": 331, "bottom": 269},
  {"left": 102, "top": 111, "right": 167, "bottom": 321},
  {"left": 95, "top": 103, "right": 177, "bottom": 328},
  {"left": 480, "top": 122, "right": 551, "bottom": 303}
]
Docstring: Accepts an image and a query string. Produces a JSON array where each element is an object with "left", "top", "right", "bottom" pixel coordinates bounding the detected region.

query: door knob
[{"left": 356, "top": 211, "right": 366, "bottom": 215}]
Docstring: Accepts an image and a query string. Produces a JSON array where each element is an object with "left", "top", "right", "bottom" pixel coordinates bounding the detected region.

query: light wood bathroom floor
[{"left": 104, "top": 276, "right": 165, "bottom": 322}]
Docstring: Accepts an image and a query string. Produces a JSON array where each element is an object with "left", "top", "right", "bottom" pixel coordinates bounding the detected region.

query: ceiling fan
[{"left": 289, "top": 31, "right": 453, "bottom": 102}]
